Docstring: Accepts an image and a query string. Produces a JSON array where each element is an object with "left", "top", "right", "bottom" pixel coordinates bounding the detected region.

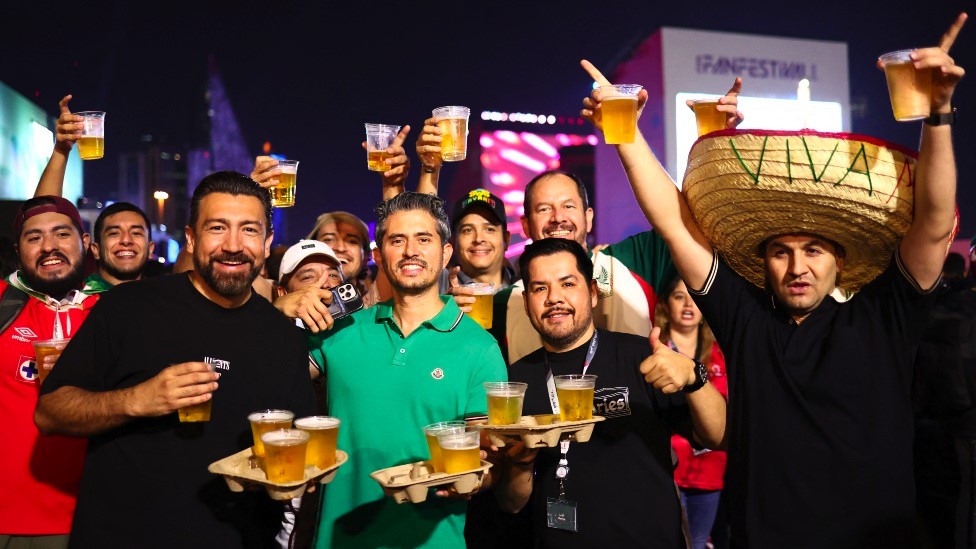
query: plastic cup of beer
[
  {"left": 423, "top": 421, "right": 466, "bottom": 473},
  {"left": 432, "top": 106, "right": 470, "bottom": 162},
  {"left": 249, "top": 409, "right": 295, "bottom": 458},
  {"left": 76, "top": 111, "right": 106, "bottom": 160},
  {"left": 691, "top": 98, "right": 728, "bottom": 137},
  {"left": 553, "top": 374, "right": 597, "bottom": 422},
  {"left": 365, "top": 123, "right": 401, "bottom": 172},
  {"left": 484, "top": 382, "right": 527, "bottom": 425},
  {"left": 32, "top": 338, "right": 70, "bottom": 385},
  {"left": 261, "top": 429, "right": 309, "bottom": 483},
  {"left": 462, "top": 282, "right": 494, "bottom": 329},
  {"left": 177, "top": 362, "right": 215, "bottom": 422},
  {"left": 596, "top": 84, "right": 642, "bottom": 144},
  {"left": 295, "top": 416, "right": 340, "bottom": 470},
  {"left": 879, "top": 49, "right": 933, "bottom": 121},
  {"left": 268, "top": 160, "right": 299, "bottom": 208},
  {"left": 435, "top": 425, "right": 482, "bottom": 474}
]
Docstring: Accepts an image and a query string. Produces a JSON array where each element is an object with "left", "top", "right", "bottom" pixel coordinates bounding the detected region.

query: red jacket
[
  {"left": 0, "top": 279, "right": 99, "bottom": 535},
  {"left": 672, "top": 344, "right": 728, "bottom": 491}
]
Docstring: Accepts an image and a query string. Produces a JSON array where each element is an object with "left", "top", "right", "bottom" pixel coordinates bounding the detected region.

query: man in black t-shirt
[
  {"left": 493, "top": 239, "right": 727, "bottom": 548},
  {"left": 579, "top": 14, "right": 965, "bottom": 548},
  {"left": 35, "top": 172, "right": 316, "bottom": 548}
]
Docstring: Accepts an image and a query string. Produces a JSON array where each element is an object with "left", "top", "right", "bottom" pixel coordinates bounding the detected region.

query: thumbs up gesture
[{"left": 639, "top": 327, "right": 699, "bottom": 394}]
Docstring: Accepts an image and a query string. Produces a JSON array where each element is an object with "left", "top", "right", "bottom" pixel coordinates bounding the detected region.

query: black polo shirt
[{"left": 690, "top": 253, "right": 937, "bottom": 548}]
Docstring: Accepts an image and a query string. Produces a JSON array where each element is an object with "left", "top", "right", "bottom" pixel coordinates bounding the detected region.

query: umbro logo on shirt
[{"left": 12, "top": 327, "right": 37, "bottom": 343}]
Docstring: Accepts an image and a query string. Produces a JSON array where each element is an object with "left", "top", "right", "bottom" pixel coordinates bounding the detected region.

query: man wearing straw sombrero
[{"left": 581, "top": 12, "right": 966, "bottom": 548}]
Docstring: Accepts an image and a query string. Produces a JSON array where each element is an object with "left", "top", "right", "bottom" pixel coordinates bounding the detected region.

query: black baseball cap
[{"left": 451, "top": 189, "right": 507, "bottom": 232}]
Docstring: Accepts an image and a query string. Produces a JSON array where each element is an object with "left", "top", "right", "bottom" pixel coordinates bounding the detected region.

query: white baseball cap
[{"left": 278, "top": 240, "right": 342, "bottom": 282}]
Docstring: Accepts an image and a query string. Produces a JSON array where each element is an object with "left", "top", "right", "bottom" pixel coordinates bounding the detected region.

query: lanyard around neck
[{"left": 544, "top": 330, "right": 599, "bottom": 415}]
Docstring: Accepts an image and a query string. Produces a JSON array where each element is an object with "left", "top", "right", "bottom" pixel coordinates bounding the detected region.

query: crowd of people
[{"left": 1, "top": 12, "right": 972, "bottom": 549}]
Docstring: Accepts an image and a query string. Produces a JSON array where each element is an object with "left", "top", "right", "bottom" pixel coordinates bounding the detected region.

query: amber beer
[
  {"left": 367, "top": 151, "right": 394, "bottom": 172},
  {"left": 462, "top": 282, "right": 494, "bottom": 329},
  {"left": 365, "top": 123, "right": 401, "bottom": 171},
  {"left": 178, "top": 401, "right": 212, "bottom": 422},
  {"left": 249, "top": 410, "right": 295, "bottom": 458},
  {"left": 261, "top": 429, "right": 309, "bottom": 483},
  {"left": 598, "top": 85, "right": 642, "bottom": 144},
  {"left": 484, "top": 382, "right": 527, "bottom": 425},
  {"left": 295, "top": 416, "right": 340, "bottom": 469},
  {"left": 32, "top": 338, "right": 70, "bottom": 385},
  {"left": 76, "top": 111, "right": 106, "bottom": 160},
  {"left": 269, "top": 161, "right": 299, "bottom": 208},
  {"left": 78, "top": 137, "right": 105, "bottom": 160},
  {"left": 436, "top": 427, "right": 481, "bottom": 474},
  {"left": 423, "top": 421, "right": 465, "bottom": 473},
  {"left": 880, "top": 50, "right": 933, "bottom": 121},
  {"left": 432, "top": 106, "right": 470, "bottom": 162},
  {"left": 553, "top": 374, "right": 597, "bottom": 421},
  {"left": 691, "top": 99, "right": 727, "bottom": 137}
]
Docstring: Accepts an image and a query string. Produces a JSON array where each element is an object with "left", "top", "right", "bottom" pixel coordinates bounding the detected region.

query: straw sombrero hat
[{"left": 682, "top": 129, "right": 917, "bottom": 291}]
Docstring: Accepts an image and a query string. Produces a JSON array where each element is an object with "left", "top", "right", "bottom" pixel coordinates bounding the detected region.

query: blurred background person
[{"left": 656, "top": 277, "right": 728, "bottom": 549}]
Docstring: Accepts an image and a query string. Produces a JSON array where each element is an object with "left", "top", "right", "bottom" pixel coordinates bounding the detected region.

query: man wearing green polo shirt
[{"left": 307, "top": 192, "right": 507, "bottom": 548}]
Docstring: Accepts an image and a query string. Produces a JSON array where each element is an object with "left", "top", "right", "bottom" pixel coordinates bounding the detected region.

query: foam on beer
[{"left": 295, "top": 416, "right": 340, "bottom": 429}]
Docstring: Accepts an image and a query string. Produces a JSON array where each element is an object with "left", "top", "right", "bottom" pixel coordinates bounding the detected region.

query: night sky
[{"left": 5, "top": 0, "right": 974, "bottom": 242}]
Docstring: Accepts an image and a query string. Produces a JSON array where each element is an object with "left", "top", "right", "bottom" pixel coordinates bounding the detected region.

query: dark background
[{"left": 4, "top": 0, "right": 973, "bottom": 242}]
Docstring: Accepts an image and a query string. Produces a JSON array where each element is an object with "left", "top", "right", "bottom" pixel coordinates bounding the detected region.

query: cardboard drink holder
[
  {"left": 370, "top": 460, "right": 492, "bottom": 504},
  {"left": 209, "top": 448, "right": 348, "bottom": 501},
  {"left": 481, "top": 414, "right": 605, "bottom": 448}
]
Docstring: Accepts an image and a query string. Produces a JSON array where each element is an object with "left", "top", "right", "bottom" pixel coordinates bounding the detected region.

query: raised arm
[
  {"left": 376, "top": 125, "right": 413, "bottom": 200},
  {"left": 35, "top": 362, "right": 218, "bottom": 437},
  {"left": 36, "top": 95, "right": 84, "bottom": 197},
  {"left": 898, "top": 12, "right": 966, "bottom": 289},
  {"left": 579, "top": 61, "right": 741, "bottom": 290},
  {"left": 415, "top": 116, "right": 443, "bottom": 195}
]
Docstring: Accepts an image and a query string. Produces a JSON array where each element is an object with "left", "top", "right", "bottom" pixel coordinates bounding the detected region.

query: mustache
[
  {"left": 397, "top": 257, "right": 428, "bottom": 269},
  {"left": 210, "top": 252, "right": 254, "bottom": 265},
  {"left": 543, "top": 307, "right": 574, "bottom": 318},
  {"left": 36, "top": 251, "right": 71, "bottom": 268}
]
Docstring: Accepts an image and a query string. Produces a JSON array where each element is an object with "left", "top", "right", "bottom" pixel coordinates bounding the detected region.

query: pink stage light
[
  {"left": 586, "top": 135, "right": 599, "bottom": 146},
  {"left": 556, "top": 134, "right": 571, "bottom": 147},
  {"left": 490, "top": 172, "right": 516, "bottom": 186},
  {"left": 502, "top": 190, "right": 524, "bottom": 204},
  {"left": 521, "top": 132, "right": 559, "bottom": 158},
  {"left": 500, "top": 148, "right": 547, "bottom": 172},
  {"left": 494, "top": 130, "right": 520, "bottom": 144},
  {"left": 506, "top": 239, "right": 530, "bottom": 258},
  {"left": 480, "top": 134, "right": 495, "bottom": 148}
]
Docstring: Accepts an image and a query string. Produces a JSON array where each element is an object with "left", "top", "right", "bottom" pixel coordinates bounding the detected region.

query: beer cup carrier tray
[
  {"left": 370, "top": 460, "right": 492, "bottom": 504},
  {"left": 208, "top": 448, "right": 348, "bottom": 501},
  {"left": 481, "top": 414, "right": 606, "bottom": 448}
]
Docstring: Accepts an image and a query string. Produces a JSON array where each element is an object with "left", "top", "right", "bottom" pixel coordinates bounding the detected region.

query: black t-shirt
[
  {"left": 690, "top": 254, "right": 937, "bottom": 548},
  {"left": 508, "top": 329, "right": 689, "bottom": 549},
  {"left": 41, "top": 273, "right": 316, "bottom": 549}
]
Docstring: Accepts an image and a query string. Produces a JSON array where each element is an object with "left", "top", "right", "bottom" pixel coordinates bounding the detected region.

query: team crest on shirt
[
  {"left": 593, "top": 387, "right": 631, "bottom": 418},
  {"left": 431, "top": 368, "right": 444, "bottom": 380},
  {"left": 15, "top": 355, "right": 38, "bottom": 384}
]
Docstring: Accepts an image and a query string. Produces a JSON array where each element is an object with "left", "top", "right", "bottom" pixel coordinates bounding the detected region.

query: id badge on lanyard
[{"left": 543, "top": 331, "right": 598, "bottom": 533}]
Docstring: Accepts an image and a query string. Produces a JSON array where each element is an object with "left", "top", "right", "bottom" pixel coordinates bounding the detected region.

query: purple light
[
  {"left": 587, "top": 135, "right": 599, "bottom": 146},
  {"left": 556, "top": 134, "right": 571, "bottom": 147},
  {"left": 480, "top": 134, "right": 495, "bottom": 148}
]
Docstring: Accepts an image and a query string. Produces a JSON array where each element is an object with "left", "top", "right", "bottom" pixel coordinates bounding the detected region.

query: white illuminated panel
[{"left": 673, "top": 93, "right": 843, "bottom": 186}]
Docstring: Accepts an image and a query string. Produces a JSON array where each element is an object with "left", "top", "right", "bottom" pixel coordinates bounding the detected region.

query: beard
[
  {"left": 20, "top": 254, "right": 86, "bottom": 300},
  {"left": 194, "top": 251, "right": 262, "bottom": 298},
  {"left": 384, "top": 257, "right": 440, "bottom": 297},
  {"left": 533, "top": 305, "right": 594, "bottom": 351}
]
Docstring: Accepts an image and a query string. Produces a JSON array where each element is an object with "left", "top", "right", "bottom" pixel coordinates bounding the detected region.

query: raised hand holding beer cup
[
  {"left": 250, "top": 156, "right": 281, "bottom": 189},
  {"left": 54, "top": 95, "right": 85, "bottom": 155},
  {"left": 579, "top": 59, "right": 647, "bottom": 144},
  {"left": 877, "top": 12, "right": 967, "bottom": 122},
  {"left": 447, "top": 265, "right": 477, "bottom": 313},
  {"left": 416, "top": 116, "right": 444, "bottom": 171},
  {"left": 685, "top": 77, "right": 745, "bottom": 136}
]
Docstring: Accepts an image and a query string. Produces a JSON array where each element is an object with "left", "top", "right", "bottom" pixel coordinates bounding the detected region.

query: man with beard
[
  {"left": 305, "top": 192, "right": 506, "bottom": 548},
  {"left": 494, "top": 238, "right": 726, "bottom": 548},
  {"left": 1, "top": 196, "right": 98, "bottom": 548},
  {"left": 35, "top": 171, "right": 316, "bottom": 548}
]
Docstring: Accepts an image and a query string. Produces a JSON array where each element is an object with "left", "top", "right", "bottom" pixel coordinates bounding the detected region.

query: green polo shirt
[{"left": 306, "top": 296, "right": 507, "bottom": 549}]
